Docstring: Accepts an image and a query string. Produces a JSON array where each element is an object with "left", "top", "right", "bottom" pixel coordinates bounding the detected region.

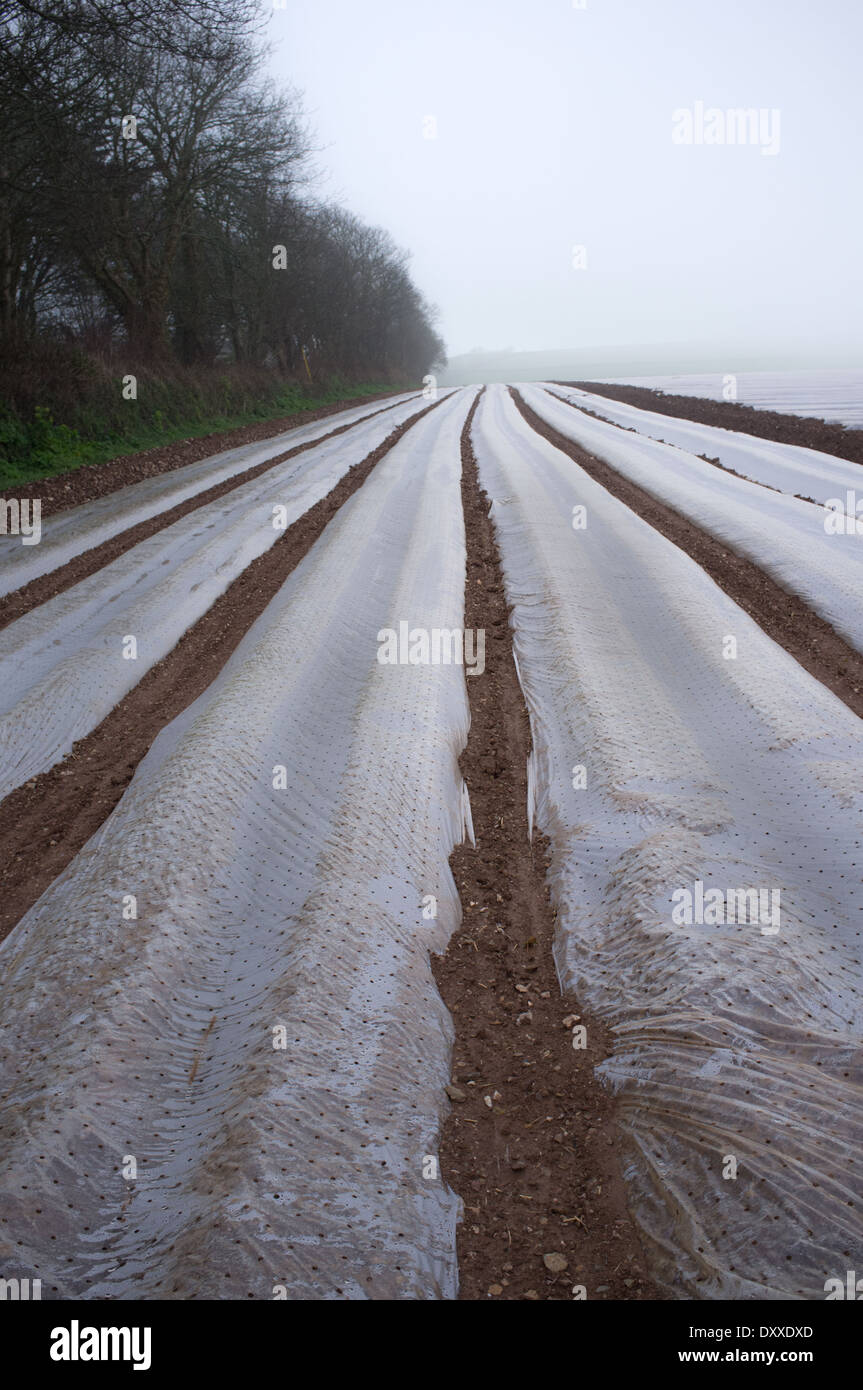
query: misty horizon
[{"left": 269, "top": 0, "right": 863, "bottom": 375}]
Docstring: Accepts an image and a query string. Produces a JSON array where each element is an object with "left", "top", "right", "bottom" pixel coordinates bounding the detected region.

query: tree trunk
[{"left": 124, "top": 296, "right": 171, "bottom": 361}]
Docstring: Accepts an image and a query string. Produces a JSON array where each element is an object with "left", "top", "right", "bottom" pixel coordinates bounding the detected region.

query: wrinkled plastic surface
[
  {"left": 474, "top": 385, "right": 863, "bottom": 1299},
  {"left": 0, "top": 388, "right": 476, "bottom": 1299},
  {"left": 519, "top": 383, "right": 863, "bottom": 657},
  {"left": 545, "top": 382, "right": 863, "bottom": 503},
  {"left": 0, "top": 394, "right": 433, "bottom": 799},
  {"left": 0, "top": 392, "right": 424, "bottom": 598}
]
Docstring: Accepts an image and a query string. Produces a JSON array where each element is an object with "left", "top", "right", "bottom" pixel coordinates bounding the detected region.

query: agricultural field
[{"left": 2, "top": 381, "right": 861, "bottom": 1306}]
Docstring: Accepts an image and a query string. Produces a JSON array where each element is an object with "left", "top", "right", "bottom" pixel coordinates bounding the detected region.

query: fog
[{"left": 267, "top": 0, "right": 863, "bottom": 379}]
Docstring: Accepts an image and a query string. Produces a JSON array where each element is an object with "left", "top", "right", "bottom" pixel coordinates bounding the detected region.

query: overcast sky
[{"left": 266, "top": 0, "right": 863, "bottom": 369}]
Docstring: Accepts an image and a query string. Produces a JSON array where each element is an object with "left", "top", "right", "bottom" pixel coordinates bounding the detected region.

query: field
[{"left": 1, "top": 383, "right": 862, "bottom": 1302}]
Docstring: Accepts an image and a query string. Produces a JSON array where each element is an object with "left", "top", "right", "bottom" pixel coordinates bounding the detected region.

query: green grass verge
[{"left": 0, "top": 378, "right": 411, "bottom": 489}]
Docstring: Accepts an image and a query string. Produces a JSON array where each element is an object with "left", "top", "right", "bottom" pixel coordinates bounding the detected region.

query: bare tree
[{"left": 0, "top": 1, "right": 445, "bottom": 380}]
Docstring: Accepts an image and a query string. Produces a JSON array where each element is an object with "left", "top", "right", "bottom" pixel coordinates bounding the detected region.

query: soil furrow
[
  {"left": 430, "top": 392, "right": 662, "bottom": 1302},
  {"left": 513, "top": 388, "right": 863, "bottom": 723},
  {"left": 0, "top": 395, "right": 412, "bottom": 631},
  {"left": 0, "top": 396, "right": 442, "bottom": 945}
]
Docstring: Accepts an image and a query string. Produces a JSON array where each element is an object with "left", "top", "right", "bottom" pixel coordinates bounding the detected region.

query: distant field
[{"left": 601, "top": 368, "right": 863, "bottom": 428}]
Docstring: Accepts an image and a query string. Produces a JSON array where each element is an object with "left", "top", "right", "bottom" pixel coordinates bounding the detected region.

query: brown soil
[
  {"left": 513, "top": 389, "right": 863, "bottom": 723},
  {"left": 565, "top": 379, "right": 863, "bottom": 466},
  {"left": 430, "top": 391, "right": 663, "bottom": 1302},
  {"left": 0, "top": 397, "right": 441, "bottom": 946},
  {"left": 0, "top": 396, "right": 408, "bottom": 633},
  {"left": 9, "top": 387, "right": 412, "bottom": 519}
]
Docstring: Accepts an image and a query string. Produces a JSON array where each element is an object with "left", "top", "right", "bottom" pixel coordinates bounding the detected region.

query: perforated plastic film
[
  {"left": 474, "top": 385, "right": 863, "bottom": 1299},
  {"left": 0, "top": 388, "right": 476, "bottom": 1299}
]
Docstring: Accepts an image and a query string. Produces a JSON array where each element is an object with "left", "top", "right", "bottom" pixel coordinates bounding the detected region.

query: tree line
[{"left": 0, "top": 0, "right": 445, "bottom": 379}]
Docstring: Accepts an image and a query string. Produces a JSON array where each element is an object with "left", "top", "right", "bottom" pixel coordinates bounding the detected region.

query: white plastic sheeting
[
  {"left": 0, "top": 387, "right": 476, "bottom": 1299},
  {"left": 0, "top": 392, "right": 425, "bottom": 599},
  {"left": 473, "top": 385, "right": 863, "bottom": 1299},
  {"left": 0, "top": 394, "right": 434, "bottom": 799},
  {"left": 519, "top": 384, "right": 863, "bottom": 657},
  {"left": 544, "top": 383, "right": 863, "bottom": 504}
]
